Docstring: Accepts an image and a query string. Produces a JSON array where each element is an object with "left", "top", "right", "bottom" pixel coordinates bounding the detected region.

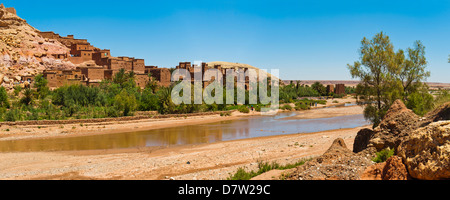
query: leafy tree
[
  {"left": 406, "top": 84, "right": 434, "bottom": 116},
  {"left": 13, "top": 85, "right": 22, "bottom": 96},
  {"left": 146, "top": 73, "right": 159, "bottom": 94},
  {"left": 114, "top": 90, "right": 137, "bottom": 116},
  {"left": 348, "top": 32, "right": 402, "bottom": 127},
  {"left": 0, "top": 87, "right": 10, "bottom": 108},
  {"left": 157, "top": 86, "right": 175, "bottom": 114},
  {"left": 395, "top": 41, "right": 430, "bottom": 99},
  {"left": 139, "top": 88, "right": 159, "bottom": 111},
  {"left": 34, "top": 74, "right": 49, "bottom": 99},
  {"left": 311, "top": 82, "right": 327, "bottom": 96},
  {"left": 349, "top": 32, "right": 432, "bottom": 126},
  {"left": 20, "top": 88, "right": 34, "bottom": 106}
]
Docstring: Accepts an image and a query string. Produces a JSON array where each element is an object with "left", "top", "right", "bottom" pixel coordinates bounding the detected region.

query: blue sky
[{"left": 6, "top": 0, "right": 450, "bottom": 82}]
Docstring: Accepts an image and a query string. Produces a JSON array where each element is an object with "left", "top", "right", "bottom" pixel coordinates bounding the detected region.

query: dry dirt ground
[{"left": 0, "top": 100, "right": 367, "bottom": 180}]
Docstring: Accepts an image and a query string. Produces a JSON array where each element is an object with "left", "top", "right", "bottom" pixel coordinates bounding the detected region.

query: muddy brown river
[{"left": 0, "top": 112, "right": 369, "bottom": 152}]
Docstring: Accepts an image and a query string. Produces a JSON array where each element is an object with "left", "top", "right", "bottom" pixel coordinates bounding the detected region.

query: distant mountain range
[{"left": 283, "top": 80, "right": 450, "bottom": 89}]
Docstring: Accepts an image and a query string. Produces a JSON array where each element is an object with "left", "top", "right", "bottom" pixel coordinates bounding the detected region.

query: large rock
[
  {"left": 382, "top": 156, "right": 409, "bottom": 180},
  {"left": 367, "top": 100, "right": 420, "bottom": 152},
  {"left": 424, "top": 102, "right": 450, "bottom": 123},
  {"left": 353, "top": 128, "right": 374, "bottom": 153},
  {"left": 398, "top": 121, "right": 450, "bottom": 180},
  {"left": 288, "top": 138, "right": 373, "bottom": 180}
]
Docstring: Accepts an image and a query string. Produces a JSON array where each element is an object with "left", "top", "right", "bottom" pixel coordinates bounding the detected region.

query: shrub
[
  {"left": 372, "top": 148, "right": 395, "bottom": 163},
  {"left": 238, "top": 106, "right": 250, "bottom": 113},
  {"left": 295, "top": 102, "right": 310, "bottom": 110},
  {"left": 227, "top": 160, "right": 309, "bottom": 180},
  {"left": 281, "top": 104, "right": 293, "bottom": 111}
]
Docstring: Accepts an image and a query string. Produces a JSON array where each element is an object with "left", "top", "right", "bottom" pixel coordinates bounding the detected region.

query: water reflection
[{"left": 0, "top": 112, "right": 369, "bottom": 152}]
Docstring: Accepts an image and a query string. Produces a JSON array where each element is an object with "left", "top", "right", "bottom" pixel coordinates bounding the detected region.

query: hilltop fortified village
[{"left": 0, "top": 4, "right": 347, "bottom": 94}]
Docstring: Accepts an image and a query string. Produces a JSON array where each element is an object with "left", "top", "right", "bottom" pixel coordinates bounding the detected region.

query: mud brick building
[
  {"left": 147, "top": 67, "right": 171, "bottom": 87},
  {"left": 327, "top": 85, "right": 334, "bottom": 95},
  {"left": 38, "top": 31, "right": 254, "bottom": 90},
  {"left": 335, "top": 84, "right": 346, "bottom": 95},
  {"left": 43, "top": 69, "right": 86, "bottom": 89}
]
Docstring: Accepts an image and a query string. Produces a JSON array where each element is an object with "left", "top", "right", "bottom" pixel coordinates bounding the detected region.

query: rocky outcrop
[
  {"left": 352, "top": 100, "right": 421, "bottom": 154},
  {"left": 289, "top": 139, "right": 373, "bottom": 180},
  {"left": 382, "top": 156, "right": 409, "bottom": 180},
  {"left": 0, "top": 4, "right": 73, "bottom": 90},
  {"left": 368, "top": 100, "right": 421, "bottom": 152},
  {"left": 361, "top": 156, "right": 409, "bottom": 180},
  {"left": 424, "top": 102, "right": 450, "bottom": 123},
  {"left": 353, "top": 128, "right": 374, "bottom": 153},
  {"left": 398, "top": 121, "right": 450, "bottom": 180}
]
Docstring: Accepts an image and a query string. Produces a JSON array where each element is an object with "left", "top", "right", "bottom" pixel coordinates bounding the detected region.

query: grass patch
[
  {"left": 281, "top": 104, "right": 293, "bottom": 111},
  {"left": 238, "top": 106, "right": 250, "bottom": 113},
  {"left": 227, "top": 159, "right": 309, "bottom": 180},
  {"left": 372, "top": 148, "right": 395, "bottom": 163}
]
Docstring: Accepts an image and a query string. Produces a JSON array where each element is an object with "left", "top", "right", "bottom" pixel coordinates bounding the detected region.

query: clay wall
[
  {"left": 80, "top": 67, "right": 105, "bottom": 81},
  {"left": 132, "top": 59, "right": 145, "bottom": 74},
  {"left": 149, "top": 68, "right": 171, "bottom": 87},
  {"left": 335, "top": 84, "right": 346, "bottom": 95},
  {"left": 135, "top": 74, "right": 149, "bottom": 89}
]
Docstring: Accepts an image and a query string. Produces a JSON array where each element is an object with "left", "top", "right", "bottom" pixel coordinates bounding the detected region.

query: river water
[{"left": 0, "top": 110, "right": 369, "bottom": 153}]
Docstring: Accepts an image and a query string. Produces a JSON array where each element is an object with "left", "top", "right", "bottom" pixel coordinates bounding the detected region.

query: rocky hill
[
  {"left": 0, "top": 4, "right": 74, "bottom": 89},
  {"left": 288, "top": 100, "right": 450, "bottom": 180}
]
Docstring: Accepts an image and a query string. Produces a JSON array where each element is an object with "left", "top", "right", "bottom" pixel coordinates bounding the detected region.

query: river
[{"left": 0, "top": 110, "right": 369, "bottom": 153}]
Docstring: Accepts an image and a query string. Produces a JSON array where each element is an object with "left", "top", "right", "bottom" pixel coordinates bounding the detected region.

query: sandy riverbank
[
  {"left": 284, "top": 105, "right": 364, "bottom": 120},
  {"left": 0, "top": 125, "right": 370, "bottom": 180},
  {"left": 0, "top": 97, "right": 359, "bottom": 141},
  {"left": 0, "top": 98, "right": 367, "bottom": 180}
]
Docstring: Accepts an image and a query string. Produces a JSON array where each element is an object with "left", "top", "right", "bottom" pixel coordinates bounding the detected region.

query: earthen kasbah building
[
  {"left": 37, "top": 32, "right": 255, "bottom": 90},
  {"left": 37, "top": 31, "right": 174, "bottom": 89}
]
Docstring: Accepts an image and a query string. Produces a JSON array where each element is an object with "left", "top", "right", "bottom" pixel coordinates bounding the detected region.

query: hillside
[
  {"left": 0, "top": 4, "right": 73, "bottom": 89},
  {"left": 284, "top": 80, "right": 450, "bottom": 90}
]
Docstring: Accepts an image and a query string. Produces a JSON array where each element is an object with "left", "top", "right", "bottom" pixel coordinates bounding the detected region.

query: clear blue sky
[{"left": 6, "top": 0, "right": 450, "bottom": 82}]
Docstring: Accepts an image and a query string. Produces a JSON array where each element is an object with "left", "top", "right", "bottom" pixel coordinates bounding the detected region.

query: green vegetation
[
  {"left": 348, "top": 32, "right": 432, "bottom": 127},
  {"left": 227, "top": 160, "right": 308, "bottom": 180},
  {"left": 372, "top": 148, "right": 395, "bottom": 163},
  {"left": 238, "top": 105, "right": 250, "bottom": 113},
  {"left": 280, "top": 104, "right": 293, "bottom": 111}
]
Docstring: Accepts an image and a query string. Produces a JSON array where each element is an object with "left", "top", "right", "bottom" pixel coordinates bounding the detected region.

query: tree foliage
[{"left": 348, "top": 32, "right": 432, "bottom": 126}]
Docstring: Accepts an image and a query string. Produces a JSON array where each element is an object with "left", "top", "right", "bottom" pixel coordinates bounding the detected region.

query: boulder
[
  {"left": 353, "top": 128, "right": 374, "bottom": 153},
  {"left": 398, "top": 121, "right": 450, "bottom": 180},
  {"left": 382, "top": 156, "right": 409, "bottom": 180},
  {"left": 289, "top": 138, "right": 373, "bottom": 180},
  {"left": 3, "top": 75, "right": 9, "bottom": 83},
  {"left": 367, "top": 99, "right": 420, "bottom": 152},
  {"left": 424, "top": 102, "right": 450, "bottom": 123}
]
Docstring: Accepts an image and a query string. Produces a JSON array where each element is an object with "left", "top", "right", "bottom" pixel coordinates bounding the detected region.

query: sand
[
  {"left": 0, "top": 126, "right": 369, "bottom": 180},
  {"left": 284, "top": 106, "right": 364, "bottom": 120},
  {"left": 0, "top": 100, "right": 368, "bottom": 180}
]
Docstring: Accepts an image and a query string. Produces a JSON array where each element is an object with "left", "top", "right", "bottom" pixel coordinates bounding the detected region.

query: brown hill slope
[{"left": 0, "top": 4, "right": 73, "bottom": 89}]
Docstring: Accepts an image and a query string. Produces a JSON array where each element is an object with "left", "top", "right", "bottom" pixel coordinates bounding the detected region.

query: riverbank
[
  {"left": 0, "top": 98, "right": 358, "bottom": 141},
  {"left": 0, "top": 98, "right": 367, "bottom": 180},
  {"left": 0, "top": 125, "right": 370, "bottom": 180}
]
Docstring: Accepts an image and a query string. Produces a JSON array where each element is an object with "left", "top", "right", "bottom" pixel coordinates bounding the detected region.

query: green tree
[
  {"left": 405, "top": 84, "right": 434, "bottom": 116},
  {"left": 395, "top": 41, "right": 430, "bottom": 99},
  {"left": 114, "top": 90, "right": 137, "bottom": 116},
  {"left": 349, "top": 32, "right": 432, "bottom": 126},
  {"left": 20, "top": 88, "right": 34, "bottom": 106},
  {"left": 311, "top": 82, "right": 327, "bottom": 96},
  {"left": 34, "top": 74, "right": 49, "bottom": 99},
  {"left": 0, "top": 87, "right": 10, "bottom": 108},
  {"left": 348, "top": 32, "right": 401, "bottom": 127}
]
